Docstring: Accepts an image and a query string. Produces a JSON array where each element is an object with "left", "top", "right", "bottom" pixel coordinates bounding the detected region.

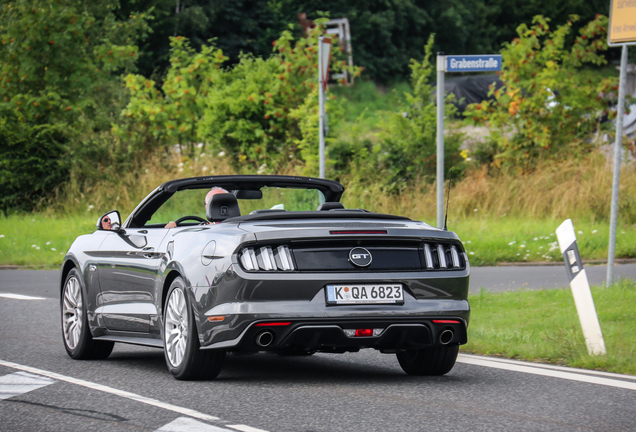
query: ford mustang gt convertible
[{"left": 60, "top": 175, "right": 470, "bottom": 380}]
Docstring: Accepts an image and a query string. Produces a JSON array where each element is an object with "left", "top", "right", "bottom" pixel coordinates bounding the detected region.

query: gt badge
[{"left": 349, "top": 247, "right": 372, "bottom": 267}]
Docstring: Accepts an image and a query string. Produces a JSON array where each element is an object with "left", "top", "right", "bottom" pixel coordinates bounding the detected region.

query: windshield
[{"left": 146, "top": 186, "right": 326, "bottom": 227}]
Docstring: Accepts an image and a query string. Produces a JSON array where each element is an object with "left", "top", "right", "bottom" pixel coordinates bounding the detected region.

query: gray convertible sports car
[{"left": 60, "top": 175, "right": 470, "bottom": 380}]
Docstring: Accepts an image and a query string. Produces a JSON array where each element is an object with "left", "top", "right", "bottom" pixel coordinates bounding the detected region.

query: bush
[
  {"left": 333, "top": 35, "right": 465, "bottom": 193},
  {"left": 0, "top": 120, "right": 69, "bottom": 214},
  {"left": 464, "top": 15, "right": 616, "bottom": 171},
  {"left": 120, "top": 20, "right": 360, "bottom": 173}
]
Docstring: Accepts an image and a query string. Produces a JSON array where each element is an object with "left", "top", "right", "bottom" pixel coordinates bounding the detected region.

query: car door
[{"left": 95, "top": 228, "right": 169, "bottom": 333}]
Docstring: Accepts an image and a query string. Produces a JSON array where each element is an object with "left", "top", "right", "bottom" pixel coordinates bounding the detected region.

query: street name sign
[{"left": 445, "top": 55, "right": 502, "bottom": 73}]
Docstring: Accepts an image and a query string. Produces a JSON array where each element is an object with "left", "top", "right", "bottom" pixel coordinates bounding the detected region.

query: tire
[
  {"left": 163, "top": 277, "right": 225, "bottom": 380},
  {"left": 396, "top": 344, "right": 459, "bottom": 376},
  {"left": 61, "top": 268, "right": 114, "bottom": 360}
]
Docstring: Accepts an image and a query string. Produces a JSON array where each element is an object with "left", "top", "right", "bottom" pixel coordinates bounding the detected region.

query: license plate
[{"left": 326, "top": 284, "right": 404, "bottom": 305}]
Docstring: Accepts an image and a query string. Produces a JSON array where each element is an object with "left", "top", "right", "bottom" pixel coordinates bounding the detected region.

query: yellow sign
[{"left": 610, "top": 0, "right": 636, "bottom": 44}]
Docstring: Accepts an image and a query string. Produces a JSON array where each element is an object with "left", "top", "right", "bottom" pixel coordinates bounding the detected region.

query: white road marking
[
  {"left": 459, "top": 354, "right": 636, "bottom": 381},
  {"left": 457, "top": 354, "right": 636, "bottom": 391},
  {"left": 0, "top": 293, "right": 46, "bottom": 300},
  {"left": 227, "top": 425, "right": 271, "bottom": 432},
  {"left": 0, "top": 371, "right": 55, "bottom": 400},
  {"left": 156, "top": 417, "right": 232, "bottom": 431},
  {"left": 0, "top": 359, "right": 219, "bottom": 422}
]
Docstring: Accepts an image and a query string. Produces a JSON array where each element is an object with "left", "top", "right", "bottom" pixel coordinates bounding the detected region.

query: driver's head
[
  {"left": 204, "top": 187, "right": 229, "bottom": 208},
  {"left": 101, "top": 216, "right": 112, "bottom": 230}
]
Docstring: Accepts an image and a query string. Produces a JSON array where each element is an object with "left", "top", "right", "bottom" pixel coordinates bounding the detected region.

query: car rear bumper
[{"left": 198, "top": 290, "right": 470, "bottom": 351}]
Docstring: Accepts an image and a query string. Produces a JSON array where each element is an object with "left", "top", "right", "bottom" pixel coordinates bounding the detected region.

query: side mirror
[{"left": 97, "top": 210, "right": 122, "bottom": 231}]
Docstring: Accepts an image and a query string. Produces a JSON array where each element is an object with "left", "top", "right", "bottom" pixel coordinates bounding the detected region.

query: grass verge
[
  {"left": 462, "top": 279, "right": 636, "bottom": 376},
  {"left": 2, "top": 214, "right": 636, "bottom": 268},
  {"left": 0, "top": 214, "right": 97, "bottom": 268}
]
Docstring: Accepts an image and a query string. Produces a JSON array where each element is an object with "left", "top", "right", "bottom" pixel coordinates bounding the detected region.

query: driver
[
  {"left": 101, "top": 215, "right": 112, "bottom": 230},
  {"left": 165, "top": 187, "right": 229, "bottom": 228}
]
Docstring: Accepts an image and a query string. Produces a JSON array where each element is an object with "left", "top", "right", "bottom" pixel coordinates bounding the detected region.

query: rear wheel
[
  {"left": 163, "top": 277, "right": 225, "bottom": 380},
  {"left": 396, "top": 344, "right": 459, "bottom": 376},
  {"left": 61, "top": 268, "right": 114, "bottom": 360}
]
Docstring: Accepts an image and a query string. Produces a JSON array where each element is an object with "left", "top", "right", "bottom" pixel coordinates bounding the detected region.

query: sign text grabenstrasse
[{"left": 446, "top": 55, "right": 502, "bottom": 73}]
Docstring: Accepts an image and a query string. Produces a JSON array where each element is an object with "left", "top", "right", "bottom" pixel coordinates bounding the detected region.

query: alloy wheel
[
  {"left": 62, "top": 276, "right": 83, "bottom": 350},
  {"left": 164, "top": 287, "right": 189, "bottom": 367}
]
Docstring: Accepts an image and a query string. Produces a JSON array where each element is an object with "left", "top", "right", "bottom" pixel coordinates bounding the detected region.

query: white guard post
[
  {"left": 555, "top": 219, "right": 606, "bottom": 355},
  {"left": 318, "top": 36, "right": 332, "bottom": 179}
]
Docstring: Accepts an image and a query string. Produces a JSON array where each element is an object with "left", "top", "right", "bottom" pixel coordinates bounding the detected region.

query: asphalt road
[{"left": 1, "top": 269, "right": 636, "bottom": 431}]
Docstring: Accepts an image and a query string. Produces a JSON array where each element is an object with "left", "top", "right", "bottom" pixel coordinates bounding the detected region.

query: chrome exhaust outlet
[
  {"left": 439, "top": 329, "right": 454, "bottom": 345},
  {"left": 256, "top": 331, "right": 274, "bottom": 347}
]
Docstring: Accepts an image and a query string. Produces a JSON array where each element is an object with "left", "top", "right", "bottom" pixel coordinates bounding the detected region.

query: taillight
[{"left": 240, "top": 246, "right": 295, "bottom": 271}]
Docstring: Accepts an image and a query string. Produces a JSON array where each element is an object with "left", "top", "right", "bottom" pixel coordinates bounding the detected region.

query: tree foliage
[
  {"left": 120, "top": 20, "right": 360, "bottom": 173},
  {"left": 0, "top": 0, "right": 149, "bottom": 124},
  {"left": 330, "top": 35, "right": 464, "bottom": 192},
  {"left": 120, "top": 0, "right": 610, "bottom": 83},
  {"left": 0, "top": 0, "right": 149, "bottom": 212},
  {"left": 464, "top": 15, "right": 615, "bottom": 170}
]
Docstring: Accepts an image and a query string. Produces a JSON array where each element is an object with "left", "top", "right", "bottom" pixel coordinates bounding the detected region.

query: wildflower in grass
[
  {"left": 51, "top": 248, "right": 56, "bottom": 251},
  {"left": 200, "top": 153, "right": 206, "bottom": 158},
  {"left": 578, "top": 231, "right": 583, "bottom": 234},
  {"left": 31, "top": 244, "right": 36, "bottom": 248},
  {"left": 533, "top": 238, "right": 538, "bottom": 241},
  {"left": 0, "top": 235, "right": 4, "bottom": 238},
  {"left": 218, "top": 151, "right": 226, "bottom": 157},
  {"left": 36, "top": 246, "right": 40, "bottom": 250},
  {"left": 592, "top": 230, "right": 598, "bottom": 234},
  {"left": 465, "top": 240, "right": 472, "bottom": 244},
  {"left": 474, "top": 208, "right": 478, "bottom": 212},
  {"left": 179, "top": 168, "right": 184, "bottom": 172},
  {"left": 197, "top": 143, "right": 204, "bottom": 148},
  {"left": 508, "top": 241, "right": 516, "bottom": 245},
  {"left": 88, "top": 205, "right": 94, "bottom": 211},
  {"left": 520, "top": 244, "right": 526, "bottom": 248},
  {"left": 202, "top": 166, "right": 209, "bottom": 172},
  {"left": 469, "top": 252, "right": 475, "bottom": 255},
  {"left": 178, "top": 162, "right": 184, "bottom": 167},
  {"left": 46, "top": 242, "right": 51, "bottom": 245}
]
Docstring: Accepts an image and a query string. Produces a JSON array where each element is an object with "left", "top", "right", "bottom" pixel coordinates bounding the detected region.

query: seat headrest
[
  {"left": 317, "top": 202, "right": 345, "bottom": 211},
  {"left": 207, "top": 193, "right": 241, "bottom": 222}
]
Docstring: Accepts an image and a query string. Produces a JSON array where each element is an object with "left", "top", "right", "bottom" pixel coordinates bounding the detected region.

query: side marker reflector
[{"left": 433, "top": 319, "right": 460, "bottom": 324}]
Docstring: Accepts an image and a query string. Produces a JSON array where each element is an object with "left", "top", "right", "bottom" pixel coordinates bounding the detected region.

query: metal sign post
[
  {"left": 436, "top": 53, "right": 445, "bottom": 229},
  {"left": 436, "top": 54, "right": 502, "bottom": 228},
  {"left": 606, "top": 0, "right": 636, "bottom": 286},
  {"left": 318, "top": 36, "right": 332, "bottom": 179}
]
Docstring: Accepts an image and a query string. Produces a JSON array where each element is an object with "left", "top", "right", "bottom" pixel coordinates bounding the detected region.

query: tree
[
  {"left": 0, "top": 0, "right": 149, "bottom": 124},
  {"left": 0, "top": 0, "right": 150, "bottom": 212}
]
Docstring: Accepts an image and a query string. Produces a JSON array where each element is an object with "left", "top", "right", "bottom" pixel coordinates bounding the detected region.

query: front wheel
[
  {"left": 396, "top": 344, "right": 459, "bottom": 376},
  {"left": 61, "top": 268, "right": 114, "bottom": 360},
  {"left": 163, "top": 277, "right": 225, "bottom": 380}
]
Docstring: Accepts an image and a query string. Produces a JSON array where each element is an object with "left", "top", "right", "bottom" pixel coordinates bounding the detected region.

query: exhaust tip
[
  {"left": 256, "top": 331, "right": 274, "bottom": 347},
  {"left": 439, "top": 329, "right": 454, "bottom": 345}
]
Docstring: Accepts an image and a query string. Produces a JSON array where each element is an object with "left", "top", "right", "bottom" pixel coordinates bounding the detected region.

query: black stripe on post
[{"left": 562, "top": 242, "right": 583, "bottom": 283}]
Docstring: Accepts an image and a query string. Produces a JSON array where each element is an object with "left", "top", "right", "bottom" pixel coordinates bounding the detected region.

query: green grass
[
  {"left": 2, "top": 214, "right": 636, "bottom": 269},
  {"left": 0, "top": 214, "right": 98, "bottom": 268},
  {"left": 462, "top": 279, "right": 636, "bottom": 375},
  {"left": 330, "top": 80, "right": 410, "bottom": 137},
  {"left": 452, "top": 218, "right": 636, "bottom": 266}
]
